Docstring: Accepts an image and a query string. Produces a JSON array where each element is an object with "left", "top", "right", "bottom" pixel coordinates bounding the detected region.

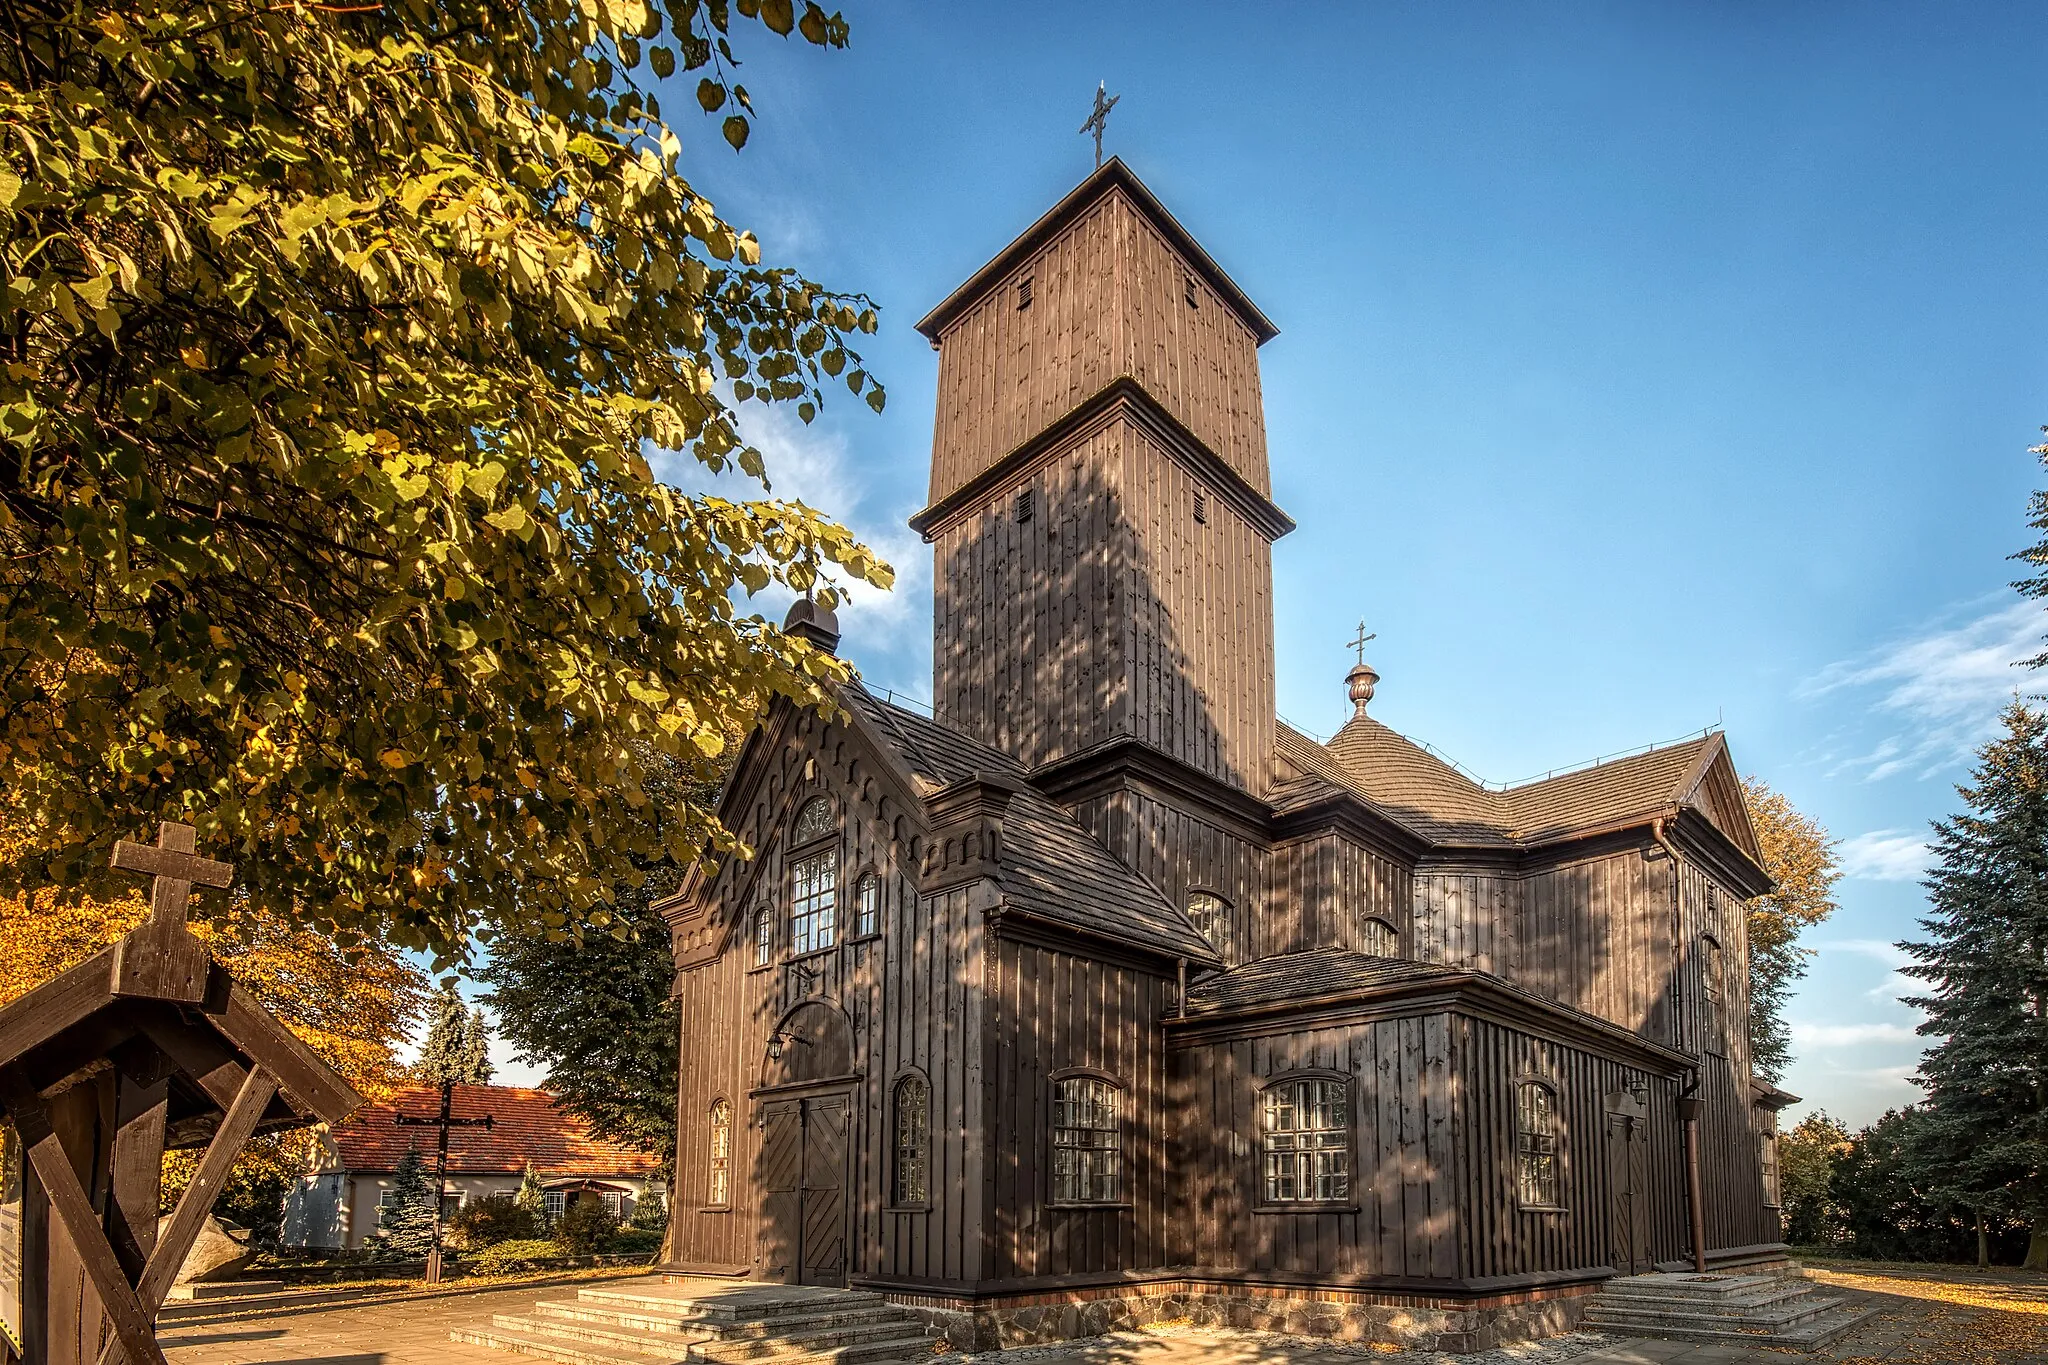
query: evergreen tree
[
  {"left": 378, "top": 1147, "right": 438, "bottom": 1259},
  {"left": 515, "top": 1162, "right": 549, "bottom": 1229},
  {"left": 415, "top": 982, "right": 494, "bottom": 1087},
  {"left": 1899, "top": 701, "right": 2048, "bottom": 1269}
]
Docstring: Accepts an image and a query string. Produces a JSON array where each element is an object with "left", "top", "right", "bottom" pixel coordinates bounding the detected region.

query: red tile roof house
[{"left": 281, "top": 1084, "right": 666, "bottom": 1250}]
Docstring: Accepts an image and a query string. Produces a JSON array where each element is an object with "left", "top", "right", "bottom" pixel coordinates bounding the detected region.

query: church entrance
[
  {"left": 1605, "top": 1090, "right": 1652, "bottom": 1276},
  {"left": 758, "top": 1090, "right": 850, "bottom": 1286}
]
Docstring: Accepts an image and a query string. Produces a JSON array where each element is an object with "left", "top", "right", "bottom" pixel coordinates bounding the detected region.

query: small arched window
[
  {"left": 750, "top": 904, "right": 772, "bottom": 967},
  {"left": 892, "top": 1075, "right": 929, "bottom": 1206},
  {"left": 1050, "top": 1075, "right": 1122, "bottom": 1204},
  {"left": 791, "top": 796, "right": 834, "bottom": 846},
  {"left": 1700, "top": 935, "right": 1725, "bottom": 1054},
  {"left": 1186, "top": 891, "right": 1231, "bottom": 961},
  {"left": 1262, "top": 1075, "right": 1351, "bottom": 1203},
  {"left": 707, "top": 1099, "right": 733, "bottom": 1207},
  {"left": 1358, "top": 916, "right": 1399, "bottom": 958},
  {"left": 855, "top": 872, "right": 882, "bottom": 938},
  {"left": 1516, "top": 1081, "right": 1561, "bottom": 1208}
]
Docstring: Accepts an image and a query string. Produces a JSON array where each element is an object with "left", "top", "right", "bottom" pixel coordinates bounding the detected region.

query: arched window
[
  {"left": 791, "top": 796, "right": 834, "bottom": 846},
  {"left": 1050, "top": 1075, "right": 1122, "bottom": 1204},
  {"left": 707, "top": 1099, "right": 733, "bottom": 1207},
  {"left": 855, "top": 872, "right": 882, "bottom": 938},
  {"left": 1358, "top": 916, "right": 1399, "bottom": 958},
  {"left": 790, "top": 850, "right": 837, "bottom": 954},
  {"left": 1262, "top": 1075, "right": 1351, "bottom": 1203},
  {"left": 750, "top": 903, "right": 772, "bottom": 967},
  {"left": 1700, "top": 935, "right": 1725, "bottom": 1054},
  {"left": 892, "top": 1075, "right": 929, "bottom": 1206},
  {"left": 1516, "top": 1081, "right": 1561, "bottom": 1208},
  {"left": 1186, "top": 891, "right": 1231, "bottom": 960}
]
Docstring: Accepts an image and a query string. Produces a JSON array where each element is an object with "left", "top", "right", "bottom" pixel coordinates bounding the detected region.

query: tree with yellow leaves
[{"left": 1741, "top": 777, "right": 1842, "bottom": 1083}]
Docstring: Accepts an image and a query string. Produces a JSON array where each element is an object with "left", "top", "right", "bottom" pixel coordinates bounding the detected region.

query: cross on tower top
[
  {"left": 1349, "top": 620, "right": 1377, "bottom": 667},
  {"left": 1079, "top": 82, "right": 1120, "bottom": 169}
]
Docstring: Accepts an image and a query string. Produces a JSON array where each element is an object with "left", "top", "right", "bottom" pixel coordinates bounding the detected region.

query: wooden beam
[
  {"left": 0, "top": 947, "right": 116, "bottom": 1064},
  {"left": 211, "top": 982, "right": 361, "bottom": 1126},
  {"left": 135, "top": 1021, "right": 248, "bottom": 1113},
  {"left": 98, "top": 1067, "right": 279, "bottom": 1365},
  {"left": 0, "top": 1068, "right": 167, "bottom": 1365}
]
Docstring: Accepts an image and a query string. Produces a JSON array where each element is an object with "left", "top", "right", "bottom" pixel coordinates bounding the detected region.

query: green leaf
[
  {"left": 696, "top": 78, "right": 723, "bottom": 112},
  {"left": 0, "top": 168, "right": 20, "bottom": 211},
  {"left": 722, "top": 115, "right": 749, "bottom": 151},
  {"left": 761, "top": 0, "right": 795, "bottom": 35},
  {"left": 649, "top": 45, "right": 676, "bottom": 78}
]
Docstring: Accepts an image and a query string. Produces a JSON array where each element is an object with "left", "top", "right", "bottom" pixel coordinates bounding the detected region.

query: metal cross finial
[
  {"left": 1079, "top": 82, "right": 1120, "bottom": 169},
  {"left": 1349, "top": 620, "right": 1377, "bottom": 666}
]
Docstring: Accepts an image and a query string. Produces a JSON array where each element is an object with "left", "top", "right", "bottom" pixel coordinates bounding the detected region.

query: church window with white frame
[
  {"left": 790, "top": 851, "right": 838, "bottom": 955},
  {"left": 708, "top": 1098, "right": 733, "bottom": 1207},
  {"left": 1516, "top": 1081, "right": 1561, "bottom": 1208},
  {"left": 1050, "top": 1076, "right": 1122, "bottom": 1204},
  {"left": 1358, "top": 915, "right": 1399, "bottom": 958},
  {"left": 750, "top": 904, "right": 772, "bottom": 967},
  {"left": 1262, "top": 1076, "right": 1350, "bottom": 1203},
  {"left": 1186, "top": 891, "right": 1231, "bottom": 961},
  {"left": 791, "top": 797, "right": 834, "bottom": 846},
  {"left": 855, "top": 871, "right": 882, "bottom": 938}
]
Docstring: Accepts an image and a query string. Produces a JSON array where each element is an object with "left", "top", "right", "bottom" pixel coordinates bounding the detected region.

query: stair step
[
  {"left": 533, "top": 1301, "right": 709, "bottom": 1335},
  {"left": 692, "top": 1321, "right": 930, "bottom": 1363},
  {"left": 493, "top": 1315, "right": 705, "bottom": 1360},
  {"left": 693, "top": 1334, "right": 934, "bottom": 1365},
  {"left": 704, "top": 1309, "right": 915, "bottom": 1341},
  {"left": 1590, "top": 1283, "right": 1812, "bottom": 1313},
  {"left": 1593, "top": 1302, "right": 1878, "bottom": 1349},
  {"left": 452, "top": 1327, "right": 688, "bottom": 1365},
  {"left": 1585, "top": 1293, "right": 1850, "bottom": 1332},
  {"left": 574, "top": 1287, "right": 891, "bottom": 1325}
]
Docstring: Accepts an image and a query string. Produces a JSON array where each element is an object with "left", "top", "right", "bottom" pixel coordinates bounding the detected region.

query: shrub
[
  {"left": 628, "top": 1192, "right": 668, "bottom": 1231},
  {"left": 604, "top": 1227, "right": 662, "bottom": 1257},
  {"left": 463, "top": 1239, "right": 562, "bottom": 1276},
  {"left": 449, "top": 1198, "right": 538, "bottom": 1250},
  {"left": 552, "top": 1198, "right": 619, "bottom": 1256}
]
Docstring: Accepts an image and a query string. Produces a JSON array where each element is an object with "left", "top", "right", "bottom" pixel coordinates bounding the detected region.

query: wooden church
[{"left": 657, "top": 159, "right": 1792, "bottom": 1353}]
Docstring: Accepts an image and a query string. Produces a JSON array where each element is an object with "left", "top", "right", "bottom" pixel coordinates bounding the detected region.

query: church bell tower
[{"left": 911, "top": 160, "right": 1292, "bottom": 796}]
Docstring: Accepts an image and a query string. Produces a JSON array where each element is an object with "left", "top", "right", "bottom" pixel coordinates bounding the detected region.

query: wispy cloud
[
  {"left": 1798, "top": 599, "right": 2044, "bottom": 781},
  {"left": 647, "top": 402, "right": 930, "bottom": 692},
  {"left": 1789, "top": 1020, "right": 1921, "bottom": 1048},
  {"left": 1838, "top": 829, "right": 1932, "bottom": 881}
]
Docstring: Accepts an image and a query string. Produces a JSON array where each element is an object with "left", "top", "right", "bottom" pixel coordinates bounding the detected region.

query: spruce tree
[
  {"left": 378, "top": 1147, "right": 438, "bottom": 1259},
  {"left": 515, "top": 1162, "right": 549, "bottom": 1230},
  {"left": 1899, "top": 700, "right": 2048, "bottom": 1269},
  {"left": 414, "top": 983, "right": 494, "bottom": 1087}
]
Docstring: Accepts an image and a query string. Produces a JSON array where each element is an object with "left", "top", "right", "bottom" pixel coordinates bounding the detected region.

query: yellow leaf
[
  {"left": 180, "top": 344, "right": 206, "bottom": 369},
  {"left": 379, "top": 748, "right": 413, "bottom": 768}
]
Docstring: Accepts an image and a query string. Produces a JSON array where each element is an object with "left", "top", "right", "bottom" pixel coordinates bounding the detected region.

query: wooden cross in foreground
[{"left": 108, "top": 820, "right": 233, "bottom": 1003}]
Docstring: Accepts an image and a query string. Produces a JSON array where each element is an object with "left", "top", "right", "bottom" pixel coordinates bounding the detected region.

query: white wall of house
[{"left": 286, "top": 1171, "right": 666, "bottom": 1250}]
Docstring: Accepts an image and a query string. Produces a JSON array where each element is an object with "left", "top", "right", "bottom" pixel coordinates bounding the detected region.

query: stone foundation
[{"left": 883, "top": 1278, "right": 1597, "bottom": 1355}]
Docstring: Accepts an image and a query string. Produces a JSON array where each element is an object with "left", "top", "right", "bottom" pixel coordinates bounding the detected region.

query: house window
[
  {"left": 1262, "top": 1077, "right": 1350, "bottom": 1203},
  {"left": 543, "top": 1190, "right": 566, "bottom": 1223},
  {"left": 376, "top": 1188, "right": 405, "bottom": 1229},
  {"left": 893, "top": 1075, "right": 929, "bottom": 1206},
  {"left": 1516, "top": 1081, "right": 1561, "bottom": 1208},
  {"left": 750, "top": 903, "right": 772, "bottom": 967},
  {"left": 1701, "top": 935, "right": 1725, "bottom": 1054},
  {"left": 791, "top": 797, "right": 834, "bottom": 846},
  {"left": 1050, "top": 1076, "right": 1121, "bottom": 1204},
  {"left": 1358, "top": 916, "right": 1399, "bottom": 958},
  {"left": 1186, "top": 891, "right": 1231, "bottom": 960},
  {"left": 791, "top": 851, "right": 838, "bottom": 955},
  {"left": 708, "top": 1098, "right": 732, "bottom": 1207},
  {"left": 855, "top": 872, "right": 881, "bottom": 938},
  {"left": 599, "top": 1189, "right": 622, "bottom": 1219}
]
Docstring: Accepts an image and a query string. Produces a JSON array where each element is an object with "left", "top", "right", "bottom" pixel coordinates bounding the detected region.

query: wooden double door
[
  {"left": 758, "top": 1090, "right": 849, "bottom": 1286},
  {"left": 1606, "top": 1106, "right": 1653, "bottom": 1275}
]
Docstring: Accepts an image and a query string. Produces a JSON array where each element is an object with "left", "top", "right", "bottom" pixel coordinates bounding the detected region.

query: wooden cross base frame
[{"left": 0, "top": 823, "right": 361, "bottom": 1365}]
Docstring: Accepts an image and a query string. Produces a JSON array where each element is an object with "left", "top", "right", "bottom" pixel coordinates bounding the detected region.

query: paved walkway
[{"left": 154, "top": 1263, "right": 2048, "bottom": 1365}]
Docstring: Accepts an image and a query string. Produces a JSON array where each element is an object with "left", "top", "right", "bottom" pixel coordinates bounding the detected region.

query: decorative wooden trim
[
  {"left": 1030, "top": 736, "right": 1275, "bottom": 841},
  {"left": 990, "top": 908, "right": 1200, "bottom": 975}
]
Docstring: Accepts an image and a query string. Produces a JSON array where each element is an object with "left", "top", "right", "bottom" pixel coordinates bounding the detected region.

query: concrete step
[
  {"left": 1599, "top": 1271, "right": 1793, "bottom": 1300},
  {"left": 158, "top": 1282, "right": 383, "bottom": 1320},
  {"left": 701, "top": 1308, "right": 916, "bottom": 1341},
  {"left": 691, "top": 1320, "right": 930, "bottom": 1363},
  {"left": 691, "top": 1335, "right": 934, "bottom": 1365},
  {"left": 1586, "top": 1292, "right": 1853, "bottom": 1333},
  {"left": 165, "top": 1279, "right": 287, "bottom": 1301},
  {"left": 1586, "top": 1282, "right": 1813, "bottom": 1314},
  {"left": 493, "top": 1315, "right": 705, "bottom": 1359},
  {"left": 533, "top": 1300, "right": 711, "bottom": 1335},
  {"left": 1583, "top": 1300, "right": 1878, "bottom": 1349},
  {"left": 452, "top": 1326, "right": 686, "bottom": 1365}
]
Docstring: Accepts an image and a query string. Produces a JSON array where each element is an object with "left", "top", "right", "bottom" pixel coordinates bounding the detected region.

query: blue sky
[{"left": 458, "top": 4, "right": 2048, "bottom": 1124}]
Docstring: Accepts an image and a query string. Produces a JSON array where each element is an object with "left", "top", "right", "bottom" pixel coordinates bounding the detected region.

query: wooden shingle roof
[
  {"left": 1182, "top": 950, "right": 1460, "bottom": 1016},
  {"left": 845, "top": 688, "right": 1220, "bottom": 965},
  {"left": 1285, "top": 714, "right": 1758, "bottom": 860}
]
